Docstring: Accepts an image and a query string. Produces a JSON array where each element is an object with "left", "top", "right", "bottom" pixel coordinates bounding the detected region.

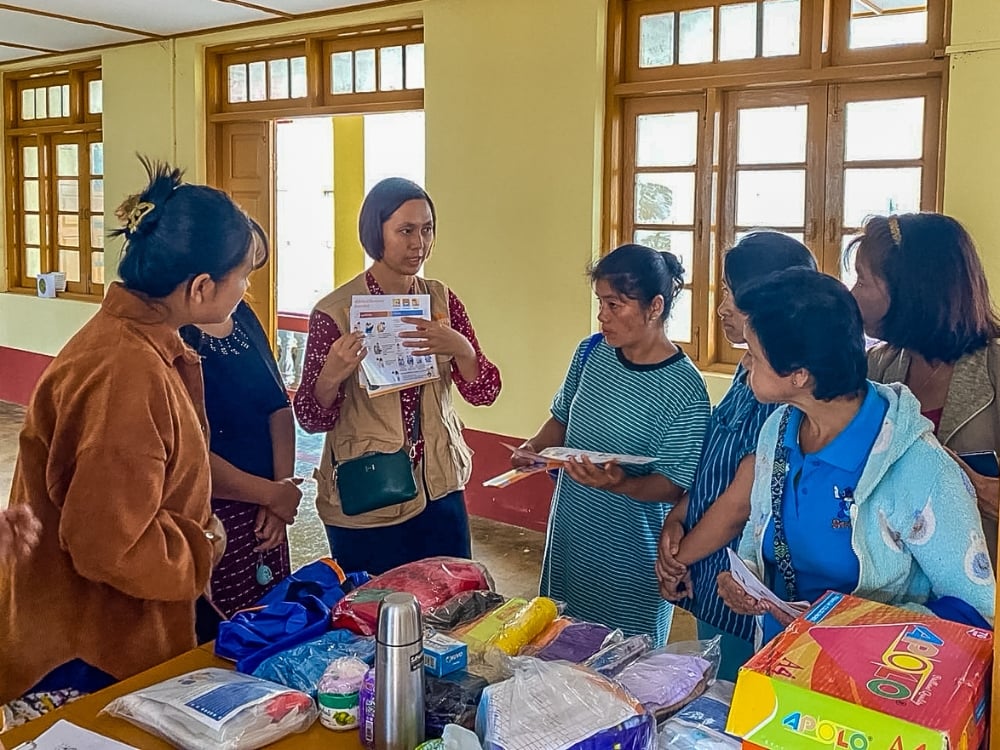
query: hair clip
[
  {"left": 126, "top": 201, "right": 155, "bottom": 235},
  {"left": 887, "top": 215, "right": 902, "bottom": 247}
]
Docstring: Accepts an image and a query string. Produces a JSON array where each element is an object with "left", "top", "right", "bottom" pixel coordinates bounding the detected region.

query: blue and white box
[{"left": 423, "top": 632, "right": 468, "bottom": 677}]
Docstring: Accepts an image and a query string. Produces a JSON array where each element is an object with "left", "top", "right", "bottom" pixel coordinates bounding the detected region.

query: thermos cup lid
[{"left": 377, "top": 592, "right": 422, "bottom": 646}]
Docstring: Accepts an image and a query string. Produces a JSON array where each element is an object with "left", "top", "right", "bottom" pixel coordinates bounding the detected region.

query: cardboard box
[
  {"left": 727, "top": 592, "right": 992, "bottom": 750},
  {"left": 423, "top": 632, "right": 468, "bottom": 677}
]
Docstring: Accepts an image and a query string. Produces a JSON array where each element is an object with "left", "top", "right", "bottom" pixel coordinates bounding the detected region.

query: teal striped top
[{"left": 540, "top": 336, "right": 710, "bottom": 646}]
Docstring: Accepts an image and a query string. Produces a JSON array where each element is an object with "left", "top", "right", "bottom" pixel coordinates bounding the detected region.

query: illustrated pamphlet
[
  {"left": 483, "top": 445, "right": 658, "bottom": 488},
  {"left": 349, "top": 294, "right": 440, "bottom": 397}
]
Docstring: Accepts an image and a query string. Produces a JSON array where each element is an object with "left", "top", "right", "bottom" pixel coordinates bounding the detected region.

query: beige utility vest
[{"left": 312, "top": 272, "right": 473, "bottom": 529}]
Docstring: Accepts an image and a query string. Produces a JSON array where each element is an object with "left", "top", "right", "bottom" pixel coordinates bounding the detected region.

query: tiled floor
[{"left": 0, "top": 400, "right": 694, "bottom": 639}]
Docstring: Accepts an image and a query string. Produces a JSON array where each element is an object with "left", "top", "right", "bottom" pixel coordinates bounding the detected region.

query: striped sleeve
[{"left": 649, "top": 374, "right": 710, "bottom": 490}]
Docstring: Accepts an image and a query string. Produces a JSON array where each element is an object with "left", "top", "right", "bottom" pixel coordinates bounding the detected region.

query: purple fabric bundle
[{"left": 536, "top": 622, "right": 613, "bottom": 663}]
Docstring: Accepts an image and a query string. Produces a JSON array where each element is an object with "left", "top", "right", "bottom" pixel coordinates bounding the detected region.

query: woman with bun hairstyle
[
  {"left": 0, "top": 158, "right": 263, "bottom": 703},
  {"left": 516, "top": 244, "right": 711, "bottom": 646}
]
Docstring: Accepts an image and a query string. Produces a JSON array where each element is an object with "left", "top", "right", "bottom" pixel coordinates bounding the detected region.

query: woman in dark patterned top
[{"left": 182, "top": 300, "right": 302, "bottom": 617}]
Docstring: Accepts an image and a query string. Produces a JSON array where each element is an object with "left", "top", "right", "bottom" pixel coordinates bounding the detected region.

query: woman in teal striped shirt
[{"left": 516, "top": 244, "right": 710, "bottom": 645}]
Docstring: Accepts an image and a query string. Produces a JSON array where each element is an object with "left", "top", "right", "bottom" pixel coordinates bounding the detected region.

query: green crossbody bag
[{"left": 335, "top": 391, "right": 421, "bottom": 516}]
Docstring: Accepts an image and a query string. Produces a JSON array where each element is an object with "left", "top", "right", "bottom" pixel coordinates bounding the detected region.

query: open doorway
[{"left": 274, "top": 111, "right": 425, "bottom": 391}]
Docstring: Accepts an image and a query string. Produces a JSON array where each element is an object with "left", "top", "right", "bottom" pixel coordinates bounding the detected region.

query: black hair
[
  {"left": 113, "top": 156, "right": 267, "bottom": 299},
  {"left": 589, "top": 243, "right": 684, "bottom": 321},
  {"left": 845, "top": 213, "right": 1000, "bottom": 363},
  {"left": 358, "top": 177, "right": 436, "bottom": 261},
  {"left": 724, "top": 231, "right": 817, "bottom": 297},
  {"left": 738, "top": 269, "right": 867, "bottom": 401}
]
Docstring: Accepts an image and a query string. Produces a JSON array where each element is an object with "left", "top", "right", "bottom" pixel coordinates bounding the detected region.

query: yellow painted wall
[
  {"left": 423, "top": 0, "right": 607, "bottom": 437},
  {"left": 943, "top": 0, "right": 1000, "bottom": 285}
]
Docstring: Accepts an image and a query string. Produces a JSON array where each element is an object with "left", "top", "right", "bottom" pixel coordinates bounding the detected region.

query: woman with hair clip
[
  {"left": 850, "top": 213, "right": 1000, "bottom": 564},
  {"left": 516, "top": 244, "right": 711, "bottom": 646},
  {"left": 0, "top": 158, "right": 264, "bottom": 707},
  {"left": 294, "top": 177, "right": 500, "bottom": 575},
  {"left": 718, "top": 269, "right": 994, "bottom": 645},
  {"left": 656, "top": 232, "right": 816, "bottom": 680}
]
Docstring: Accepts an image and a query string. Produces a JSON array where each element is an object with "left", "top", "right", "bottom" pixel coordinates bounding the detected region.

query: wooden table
[{"left": 0, "top": 644, "right": 364, "bottom": 749}]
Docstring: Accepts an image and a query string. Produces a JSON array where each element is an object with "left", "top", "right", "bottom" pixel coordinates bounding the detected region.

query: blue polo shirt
[{"left": 761, "top": 382, "right": 888, "bottom": 643}]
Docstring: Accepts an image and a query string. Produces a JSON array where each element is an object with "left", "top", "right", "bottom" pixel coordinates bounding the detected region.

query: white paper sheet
[
  {"left": 726, "top": 549, "right": 809, "bottom": 619},
  {"left": 11, "top": 720, "right": 138, "bottom": 750}
]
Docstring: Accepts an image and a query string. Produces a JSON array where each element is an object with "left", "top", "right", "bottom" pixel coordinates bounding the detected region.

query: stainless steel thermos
[{"left": 374, "top": 592, "right": 425, "bottom": 750}]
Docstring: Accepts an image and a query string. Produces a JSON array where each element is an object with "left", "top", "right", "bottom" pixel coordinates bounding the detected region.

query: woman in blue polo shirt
[
  {"left": 656, "top": 232, "right": 816, "bottom": 680},
  {"left": 718, "top": 269, "right": 994, "bottom": 644}
]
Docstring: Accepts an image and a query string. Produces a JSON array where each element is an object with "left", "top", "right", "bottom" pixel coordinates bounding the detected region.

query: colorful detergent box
[
  {"left": 727, "top": 592, "right": 993, "bottom": 750},
  {"left": 424, "top": 631, "right": 468, "bottom": 677}
]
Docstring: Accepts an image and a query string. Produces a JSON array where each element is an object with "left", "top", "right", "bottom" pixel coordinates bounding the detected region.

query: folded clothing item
[
  {"left": 616, "top": 653, "right": 712, "bottom": 720},
  {"left": 535, "top": 622, "right": 614, "bottom": 663},
  {"left": 424, "top": 591, "right": 506, "bottom": 632},
  {"left": 333, "top": 557, "right": 494, "bottom": 636},
  {"left": 101, "top": 668, "right": 317, "bottom": 750},
  {"left": 425, "top": 671, "right": 490, "bottom": 739},
  {"left": 216, "top": 596, "right": 331, "bottom": 674}
]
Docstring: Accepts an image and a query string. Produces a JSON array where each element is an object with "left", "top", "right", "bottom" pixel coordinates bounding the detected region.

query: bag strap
[
  {"left": 408, "top": 386, "right": 423, "bottom": 459},
  {"left": 770, "top": 408, "right": 798, "bottom": 601},
  {"left": 581, "top": 332, "right": 603, "bottom": 367}
]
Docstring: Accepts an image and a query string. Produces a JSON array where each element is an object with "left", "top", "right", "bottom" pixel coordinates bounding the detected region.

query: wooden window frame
[
  {"left": 4, "top": 62, "right": 103, "bottom": 300},
  {"left": 830, "top": 1, "right": 945, "bottom": 67},
  {"left": 606, "top": 0, "right": 947, "bottom": 371},
  {"left": 625, "top": 0, "right": 817, "bottom": 84},
  {"left": 206, "top": 21, "right": 424, "bottom": 122}
]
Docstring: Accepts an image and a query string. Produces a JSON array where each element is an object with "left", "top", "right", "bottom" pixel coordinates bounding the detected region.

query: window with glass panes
[
  {"left": 211, "top": 22, "right": 424, "bottom": 117},
  {"left": 5, "top": 64, "right": 103, "bottom": 298},
  {"left": 608, "top": 0, "right": 945, "bottom": 368}
]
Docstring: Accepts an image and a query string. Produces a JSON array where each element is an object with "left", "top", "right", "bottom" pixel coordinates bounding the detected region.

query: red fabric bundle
[{"left": 332, "top": 557, "right": 493, "bottom": 635}]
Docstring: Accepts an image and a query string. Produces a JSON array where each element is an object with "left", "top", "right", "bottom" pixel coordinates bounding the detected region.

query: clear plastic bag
[
  {"left": 251, "top": 629, "right": 375, "bottom": 697},
  {"left": 615, "top": 637, "right": 722, "bottom": 721},
  {"left": 476, "top": 657, "right": 655, "bottom": 750},
  {"left": 657, "top": 681, "right": 739, "bottom": 749},
  {"left": 332, "top": 557, "right": 494, "bottom": 636},
  {"left": 425, "top": 671, "right": 489, "bottom": 738},
  {"left": 101, "top": 668, "right": 317, "bottom": 750},
  {"left": 583, "top": 634, "right": 653, "bottom": 677},
  {"left": 424, "top": 590, "right": 507, "bottom": 632}
]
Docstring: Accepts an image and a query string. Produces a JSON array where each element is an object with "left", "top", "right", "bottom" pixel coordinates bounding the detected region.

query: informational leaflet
[
  {"left": 349, "top": 294, "right": 440, "bottom": 397},
  {"left": 483, "top": 445, "right": 659, "bottom": 488},
  {"left": 725, "top": 549, "right": 810, "bottom": 619},
  {"left": 10, "top": 719, "right": 138, "bottom": 750}
]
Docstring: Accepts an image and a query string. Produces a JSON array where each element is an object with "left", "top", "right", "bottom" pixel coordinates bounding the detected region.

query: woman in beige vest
[
  {"left": 850, "top": 213, "right": 1000, "bottom": 564},
  {"left": 293, "top": 178, "right": 501, "bottom": 574}
]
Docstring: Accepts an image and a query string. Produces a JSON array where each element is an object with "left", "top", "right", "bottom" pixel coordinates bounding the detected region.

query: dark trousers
[{"left": 326, "top": 490, "right": 472, "bottom": 575}]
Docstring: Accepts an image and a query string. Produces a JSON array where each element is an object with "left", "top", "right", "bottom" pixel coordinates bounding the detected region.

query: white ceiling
[{"left": 0, "top": 0, "right": 384, "bottom": 63}]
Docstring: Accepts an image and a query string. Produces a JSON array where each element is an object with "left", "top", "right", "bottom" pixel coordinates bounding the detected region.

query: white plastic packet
[
  {"left": 101, "top": 668, "right": 317, "bottom": 750},
  {"left": 657, "top": 681, "right": 739, "bottom": 749}
]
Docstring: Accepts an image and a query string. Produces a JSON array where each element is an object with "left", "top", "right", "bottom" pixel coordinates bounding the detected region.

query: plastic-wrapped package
[
  {"left": 317, "top": 656, "right": 369, "bottom": 731},
  {"left": 615, "top": 637, "right": 722, "bottom": 720},
  {"left": 101, "top": 668, "right": 317, "bottom": 750},
  {"left": 657, "top": 681, "right": 739, "bottom": 749},
  {"left": 417, "top": 724, "right": 485, "bottom": 750},
  {"left": 535, "top": 622, "right": 616, "bottom": 663},
  {"left": 252, "top": 629, "right": 375, "bottom": 697},
  {"left": 491, "top": 597, "right": 559, "bottom": 655},
  {"left": 476, "top": 658, "right": 655, "bottom": 750},
  {"left": 584, "top": 634, "right": 652, "bottom": 677},
  {"left": 425, "top": 671, "right": 489, "bottom": 738},
  {"left": 216, "top": 595, "right": 331, "bottom": 674},
  {"left": 424, "top": 591, "right": 506, "bottom": 632},
  {"left": 332, "top": 557, "right": 494, "bottom": 636}
]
